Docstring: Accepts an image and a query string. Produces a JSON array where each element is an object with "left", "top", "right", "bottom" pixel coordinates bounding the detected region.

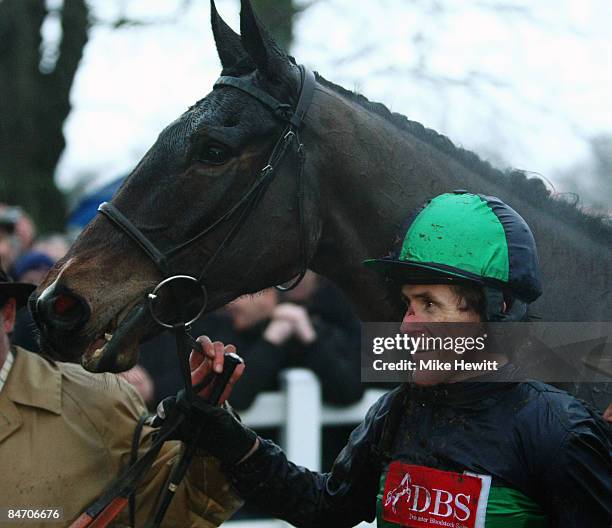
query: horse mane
[{"left": 314, "top": 73, "right": 612, "bottom": 246}]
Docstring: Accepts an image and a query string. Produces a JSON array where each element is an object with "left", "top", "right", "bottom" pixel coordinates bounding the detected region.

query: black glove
[{"left": 154, "top": 391, "right": 258, "bottom": 465}]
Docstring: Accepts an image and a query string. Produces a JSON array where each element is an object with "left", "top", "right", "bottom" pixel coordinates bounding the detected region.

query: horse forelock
[{"left": 314, "top": 73, "right": 611, "bottom": 246}]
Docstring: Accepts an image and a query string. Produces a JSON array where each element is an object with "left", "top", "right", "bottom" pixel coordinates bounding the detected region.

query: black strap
[
  {"left": 128, "top": 412, "right": 149, "bottom": 527},
  {"left": 274, "top": 66, "right": 314, "bottom": 291},
  {"left": 173, "top": 325, "right": 196, "bottom": 401},
  {"left": 98, "top": 202, "right": 170, "bottom": 276},
  {"left": 214, "top": 76, "right": 292, "bottom": 121},
  {"left": 290, "top": 67, "right": 316, "bottom": 129},
  {"left": 82, "top": 410, "right": 185, "bottom": 521},
  {"left": 145, "top": 353, "right": 243, "bottom": 528},
  {"left": 275, "top": 129, "right": 307, "bottom": 292}
]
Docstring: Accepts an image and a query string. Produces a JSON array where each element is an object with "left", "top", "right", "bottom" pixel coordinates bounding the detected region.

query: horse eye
[{"left": 197, "top": 144, "right": 230, "bottom": 166}]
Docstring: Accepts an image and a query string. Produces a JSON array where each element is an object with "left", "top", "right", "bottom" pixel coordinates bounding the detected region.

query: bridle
[
  {"left": 71, "top": 65, "right": 317, "bottom": 528},
  {"left": 98, "top": 64, "right": 316, "bottom": 321}
]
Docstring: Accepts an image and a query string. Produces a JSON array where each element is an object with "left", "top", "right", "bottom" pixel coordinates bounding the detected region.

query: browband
[{"left": 214, "top": 65, "right": 315, "bottom": 129}]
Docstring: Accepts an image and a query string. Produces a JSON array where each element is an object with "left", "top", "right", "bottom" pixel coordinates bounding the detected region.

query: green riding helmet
[{"left": 363, "top": 191, "right": 542, "bottom": 321}]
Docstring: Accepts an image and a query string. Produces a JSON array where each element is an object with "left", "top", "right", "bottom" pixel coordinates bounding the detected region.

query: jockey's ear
[
  {"left": 239, "top": 0, "right": 293, "bottom": 82},
  {"left": 210, "top": 0, "right": 249, "bottom": 71}
]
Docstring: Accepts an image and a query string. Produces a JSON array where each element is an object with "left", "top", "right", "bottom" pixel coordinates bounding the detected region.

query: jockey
[{"left": 172, "top": 191, "right": 612, "bottom": 527}]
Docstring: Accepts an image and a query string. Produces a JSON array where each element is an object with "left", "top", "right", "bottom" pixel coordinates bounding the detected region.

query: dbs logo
[{"left": 382, "top": 463, "right": 486, "bottom": 528}]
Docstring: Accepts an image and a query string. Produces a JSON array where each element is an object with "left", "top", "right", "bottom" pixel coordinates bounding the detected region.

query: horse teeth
[{"left": 104, "top": 333, "right": 113, "bottom": 342}]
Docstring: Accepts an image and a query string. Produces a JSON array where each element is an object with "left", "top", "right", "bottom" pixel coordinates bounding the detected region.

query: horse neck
[
  {"left": 306, "top": 86, "right": 612, "bottom": 322},
  {"left": 308, "top": 86, "right": 464, "bottom": 320}
]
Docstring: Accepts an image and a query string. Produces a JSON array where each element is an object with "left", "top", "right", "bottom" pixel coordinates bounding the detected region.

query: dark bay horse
[{"left": 33, "top": 0, "right": 611, "bottom": 381}]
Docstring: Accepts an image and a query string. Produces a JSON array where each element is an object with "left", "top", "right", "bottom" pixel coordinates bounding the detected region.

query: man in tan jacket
[{"left": 0, "top": 267, "right": 242, "bottom": 527}]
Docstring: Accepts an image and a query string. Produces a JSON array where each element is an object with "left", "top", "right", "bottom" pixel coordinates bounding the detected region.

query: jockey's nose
[
  {"left": 35, "top": 281, "right": 91, "bottom": 334},
  {"left": 400, "top": 307, "right": 426, "bottom": 333}
]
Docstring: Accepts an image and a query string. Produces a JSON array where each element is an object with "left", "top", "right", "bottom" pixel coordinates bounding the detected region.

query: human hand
[
  {"left": 118, "top": 365, "right": 154, "bottom": 404},
  {"left": 190, "top": 335, "right": 257, "bottom": 464},
  {"left": 155, "top": 335, "right": 257, "bottom": 465},
  {"left": 263, "top": 318, "right": 295, "bottom": 345},
  {"left": 603, "top": 403, "right": 612, "bottom": 424},
  {"left": 190, "top": 335, "right": 245, "bottom": 406},
  {"left": 272, "top": 303, "right": 317, "bottom": 344}
]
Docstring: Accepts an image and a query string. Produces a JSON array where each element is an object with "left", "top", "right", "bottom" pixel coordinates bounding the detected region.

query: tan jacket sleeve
[{"left": 95, "top": 374, "right": 243, "bottom": 527}]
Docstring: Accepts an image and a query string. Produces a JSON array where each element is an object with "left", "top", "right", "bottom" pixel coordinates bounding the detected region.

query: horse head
[{"left": 32, "top": 0, "right": 326, "bottom": 372}]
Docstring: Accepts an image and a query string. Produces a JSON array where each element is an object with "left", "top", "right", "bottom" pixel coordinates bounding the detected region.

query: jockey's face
[
  {"left": 399, "top": 284, "right": 481, "bottom": 327},
  {"left": 399, "top": 284, "right": 486, "bottom": 386}
]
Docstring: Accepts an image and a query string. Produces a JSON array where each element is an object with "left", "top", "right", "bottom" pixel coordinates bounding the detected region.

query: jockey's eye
[{"left": 197, "top": 144, "right": 230, "bottom": 166}]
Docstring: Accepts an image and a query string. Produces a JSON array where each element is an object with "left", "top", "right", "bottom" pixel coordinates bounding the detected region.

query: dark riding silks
[
  {"left": 225, "top": 365, "right": 612, "bottom": 527},
  {"left": 0, "top": 347, "right": 243, "bottom": 527}
]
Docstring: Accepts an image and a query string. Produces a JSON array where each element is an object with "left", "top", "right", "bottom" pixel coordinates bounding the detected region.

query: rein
[
  {"left": 70, "top": 345, "right": 241, "bottom": 528},
  {"left": 72, "top": 64, "right": 316, "bottom": 528}
]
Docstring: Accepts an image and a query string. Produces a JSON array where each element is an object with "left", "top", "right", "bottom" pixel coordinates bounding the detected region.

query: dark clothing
[{"left": 226, "top": 366, "right": 612, "bottom": 527}]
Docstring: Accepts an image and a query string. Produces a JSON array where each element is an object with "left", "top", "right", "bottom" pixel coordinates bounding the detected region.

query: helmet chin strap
[{"left": 483, "top": 286, "right": 528, "bottom": 322}]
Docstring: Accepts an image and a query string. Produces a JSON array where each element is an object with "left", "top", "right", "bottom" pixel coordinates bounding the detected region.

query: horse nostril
[
  {"left": 53, "top": 295, "right": 79, "bottom": 317},
  {"left": 37, "top": 284, "right": 91, "bottom": 334}
]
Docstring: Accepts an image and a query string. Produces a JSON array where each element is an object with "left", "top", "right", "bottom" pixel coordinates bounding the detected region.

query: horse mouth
[{"left": 81, "top": 302, "right": 151, "bottom": 373}]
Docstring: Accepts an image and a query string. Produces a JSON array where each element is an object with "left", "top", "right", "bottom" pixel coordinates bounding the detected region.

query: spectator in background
[
  {"left": 225, "top": 271, "right": 364, "bottom": 411},
  {"left": 12, "top": 208, "right": 36, "bottom": 253},
  {"left": 0, "top": 205, "right": 36, "bottom": 270},
  {"left": 0, "top": 205, "right": 21, "bottom": 270},
  {"left": 0, "top": 207, "right": 45, "bottom": 352},
  {"left": 0, "top": 205, "right": 68, "bottom": 274},
  {"left": 140, "top": 272, "right": 365, "bottom": 412},
  {"left": 11, "top": 250, "right": 54, "bottom": 285}
]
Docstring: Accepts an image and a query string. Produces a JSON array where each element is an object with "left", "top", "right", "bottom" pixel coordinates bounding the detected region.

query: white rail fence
[{"left": 227, "top": 368, "right": 384, "bottom": 528}]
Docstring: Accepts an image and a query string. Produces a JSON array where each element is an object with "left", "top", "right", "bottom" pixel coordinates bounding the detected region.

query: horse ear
[
  {"left": 239, "top": 0, "right": 291, "bottom": 80},
  {"left": 210, "top": 0, "right": 246, "bottom": 70}
]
